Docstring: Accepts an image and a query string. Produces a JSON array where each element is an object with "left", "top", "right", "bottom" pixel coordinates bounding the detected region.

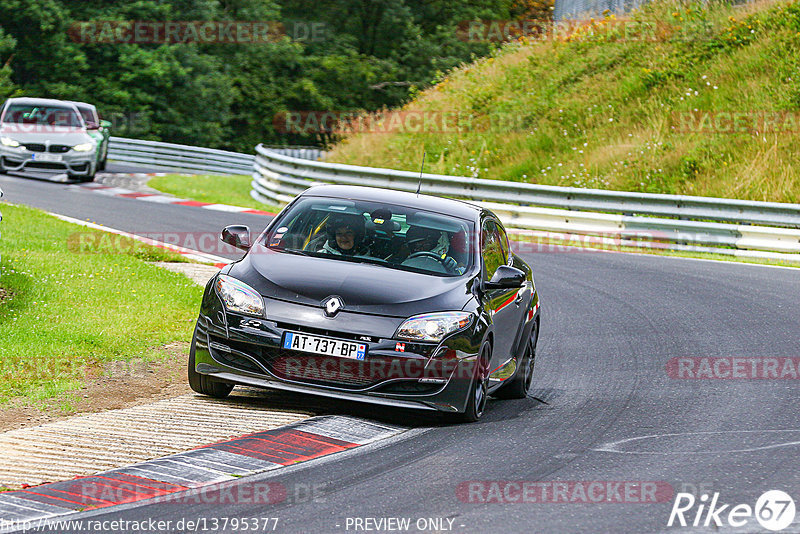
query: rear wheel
[
  {"left": 494, "top": 320, "right": 538, "bottom": 400},
  {"left": 188, "top": 330, "right": 234, "bottom": 399},
  {"left": 452, "top": 342, "right": 491, "bottom": 423}
]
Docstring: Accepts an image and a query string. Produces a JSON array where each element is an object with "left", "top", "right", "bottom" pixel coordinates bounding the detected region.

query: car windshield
[
  {"left": 75, "top": 106, "right": 99, "bottom": 128},
  {"left": 264, "top": 196, "right": 473, "bottom": 276},
  {"left": 2, "top": 104, "right": 84, "bottom": 127}
]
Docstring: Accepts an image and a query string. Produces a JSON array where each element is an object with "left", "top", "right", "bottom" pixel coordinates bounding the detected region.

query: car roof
[
  {"left": 3, "top": 97, "right": 81, "bottom": 109},
  {"left": 65, "top": 101, "right": 96, "bottom": 111},
  {"left": 300, "top": 185, "right": 482, "bottom": 220}
]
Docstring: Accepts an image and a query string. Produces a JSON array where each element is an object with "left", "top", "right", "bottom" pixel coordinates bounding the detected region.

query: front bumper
[
  {"left": 192, "top": 292, "right": 484, "bottom": 414},
  {"left": 0, "top": 146, "right": 96, "bottom": 176}
]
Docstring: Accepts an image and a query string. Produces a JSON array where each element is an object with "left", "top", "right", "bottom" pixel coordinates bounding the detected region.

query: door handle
[{"left": 515, "top": 293, "right": 523, "bottom": 305}]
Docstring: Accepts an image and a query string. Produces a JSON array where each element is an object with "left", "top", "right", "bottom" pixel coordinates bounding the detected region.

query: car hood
[
  {"left": 228, "top": 244, "right": 474, "bottom": 318},
  {"left": 0, "top": 124, "right": 91, "bottom": 144}
]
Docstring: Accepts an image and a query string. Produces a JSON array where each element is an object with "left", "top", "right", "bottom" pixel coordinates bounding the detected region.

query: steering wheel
[
  {"left": 405, "top": 251, "right": 446, "bottom": 263},
  {"left": 403, "top": 251, "right": 459, "bottom": 273}
]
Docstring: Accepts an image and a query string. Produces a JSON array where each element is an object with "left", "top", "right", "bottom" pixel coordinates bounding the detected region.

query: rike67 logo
[{"left": 668, "top": 490, "right": 796, "bottom": 531}]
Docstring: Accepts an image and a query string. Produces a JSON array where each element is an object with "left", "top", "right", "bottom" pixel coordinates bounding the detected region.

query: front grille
[
  {"left": 24, "top": 144, "right": 45, "bottom": 152},
  {"left": 208, "top": 334, "right": 406, "bottom": 389},
  {"left": 375, "top": 381, "right": 443, "bottom": 395},
  {"left": 26, "top": 161, "right": 66, "bottom": 169},
  {"left": 269, "top": 352, "right": 378, "bottom": 387},
  {"left": 212, "top": 348, "right": 263, "bottom": 374},
  {"left": 49, "top": 145, "right": 71, "bottom": 153}
]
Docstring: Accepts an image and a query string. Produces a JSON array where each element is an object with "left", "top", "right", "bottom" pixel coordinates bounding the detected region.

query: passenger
[{"left": 319, "top": 214, "right": 369, "bottom": 256}]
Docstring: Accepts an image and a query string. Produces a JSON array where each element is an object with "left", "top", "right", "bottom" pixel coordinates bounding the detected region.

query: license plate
[
  {"left": 31, "top": 153, "right": 62, "bottom": 162},
  {"left": 283, "top": 332, "right": 366, "bottom": 360}
]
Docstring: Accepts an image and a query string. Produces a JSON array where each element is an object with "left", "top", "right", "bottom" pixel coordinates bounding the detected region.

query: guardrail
[
  {"left": 108, "top": 137, "right": 324, "bottom": 175},
  {"left": 252, "top": 144, "right": 800, "bottom": 260}
]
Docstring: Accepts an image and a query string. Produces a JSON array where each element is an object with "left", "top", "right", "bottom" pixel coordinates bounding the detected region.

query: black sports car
[{"left": 189, "top": 185, "right": 540, "bottom": 422}]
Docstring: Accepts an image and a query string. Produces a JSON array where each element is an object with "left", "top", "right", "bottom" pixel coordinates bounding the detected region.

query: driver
[
  {"left": 402, "top": 226, "right": 464, "bottom": 273},
  {"left": 319, "top": 214, "right": 369, "bottom": 256},
  {"left": 405, "top": 226, "right": 445, "bottom": 255}
]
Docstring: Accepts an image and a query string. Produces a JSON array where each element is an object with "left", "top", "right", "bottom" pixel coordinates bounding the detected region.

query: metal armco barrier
[
  {"left": 252, "top": 145, "right": 800, "bottom": 260},
  {"left": 109, "top": 137, "right": 324, "bottom": 175}
]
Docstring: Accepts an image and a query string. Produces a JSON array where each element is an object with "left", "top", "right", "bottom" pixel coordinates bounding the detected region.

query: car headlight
[
  {"left": 1, "top": 137, "right": 20, "bottom": 148},
  {"left": 396, "top": 312, "right": 473, "bottom": 342},
  {"left": 72, "top": 142, "right": 94, "bottom": 152},
  {"left": 214, "top": 275, "right": 264, "bottom": 317}
]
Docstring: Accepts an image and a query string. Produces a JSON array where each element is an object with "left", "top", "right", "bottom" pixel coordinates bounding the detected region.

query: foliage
[{"left": 0, "top": 0, "right": 527, "bottom": 151}]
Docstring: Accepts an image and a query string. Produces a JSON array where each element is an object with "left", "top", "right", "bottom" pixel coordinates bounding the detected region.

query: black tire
[
  {"left": 188, "top": 331, "right": 234, "bottom": 399},
  {"left": 98, "top": 157, "right": 107, "bottom": 171},
  {"left": 452, "top": 342, "right": 491, "bottom": 423},
  {"left": 493, "top": 321, "right": 538, "bottom": 400}
]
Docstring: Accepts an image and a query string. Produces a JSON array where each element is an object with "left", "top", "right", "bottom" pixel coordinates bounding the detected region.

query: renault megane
[{"left": 189, "top": 185, "right": 540, "bottom": 422}]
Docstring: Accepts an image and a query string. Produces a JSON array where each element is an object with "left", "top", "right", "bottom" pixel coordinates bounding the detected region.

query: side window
[
  {"left": 481, "top": 220, "right": 505, "bottom": 281},
  {"left": 496, "top": 223, "right": 510, "bottom": 264}
]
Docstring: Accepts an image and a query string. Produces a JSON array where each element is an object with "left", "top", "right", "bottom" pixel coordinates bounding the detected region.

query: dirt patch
[
  {"left": 0, "top": 342, "right": 193, "bottom": 433},
  {"left": 0, "top": 287, "right": 11, "bottom": 304}
]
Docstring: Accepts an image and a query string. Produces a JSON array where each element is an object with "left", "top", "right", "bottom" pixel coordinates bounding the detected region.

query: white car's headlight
[
  {"left": 1, "top": 137, "right": 20, "bottom": 147},
  {"left": 396, "top": 312, "right": 473, "bottom": 342},
  {"left": 215, "top": 275, "right": 264, "bottom": 317},
  {"left": 72, "top": 142, "right": 94, "bottom": 152}
]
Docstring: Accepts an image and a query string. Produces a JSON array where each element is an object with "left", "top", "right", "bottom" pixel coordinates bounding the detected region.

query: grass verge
[
  {"left": 148, "top": 173, "right": 280, "bottom": 213},
  {"left": 0, "top": 203, "right": 204, "bottom": 403}
]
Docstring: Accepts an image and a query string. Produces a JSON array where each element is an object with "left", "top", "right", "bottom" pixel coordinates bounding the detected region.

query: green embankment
[{"left": 328, "top": 0, "right": 800, "bottom": 203}]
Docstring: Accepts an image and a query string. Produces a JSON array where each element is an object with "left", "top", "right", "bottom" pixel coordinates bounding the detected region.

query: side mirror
[
  {"left": 483, "top": 265, "right": 525, "bottom": 290},
  {"left": 221, "top": 225, "right": 251, "bottom": 251},
  {"left": 99, "top": 119, "right": 112, "bottom": 129}
]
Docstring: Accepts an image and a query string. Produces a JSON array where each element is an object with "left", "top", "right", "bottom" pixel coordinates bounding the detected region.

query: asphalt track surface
[{"left": 2, "top": 169, "right": 800, "bottom": 533}]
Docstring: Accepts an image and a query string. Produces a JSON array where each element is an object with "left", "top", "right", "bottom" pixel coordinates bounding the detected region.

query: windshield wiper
[
  {"left": 343, "top": 255, "right": 390, "bottom": 267},
  {"left": 271, "top": 247, "right": 309, "bottom": 256}
]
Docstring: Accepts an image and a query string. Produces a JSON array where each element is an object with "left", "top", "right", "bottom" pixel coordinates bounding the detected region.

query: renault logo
[{"left": 323, "top": 296, "right": 343, "bottom": 317}]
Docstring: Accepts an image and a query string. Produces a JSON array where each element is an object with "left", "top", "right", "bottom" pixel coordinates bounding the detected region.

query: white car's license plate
[
  {"left": 283, "top": 332, "right": 367, "bottom": 360},
  {"left": 31, "top": 153, "right": 62, "bottom": 162}
]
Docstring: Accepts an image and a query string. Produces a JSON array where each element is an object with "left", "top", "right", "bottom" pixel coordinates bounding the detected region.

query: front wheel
[
  {"left": 188, "top": 331, "right": 234, "bottom": 398},
  {"left": 493, "top": 322, "right": 537, "bottom": 400},
  {"left": 452, "top": 342, "right": 491, "bottom": 423},
  {"left": 69, "top": 171, "right": 95, "bottom": 183}
]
